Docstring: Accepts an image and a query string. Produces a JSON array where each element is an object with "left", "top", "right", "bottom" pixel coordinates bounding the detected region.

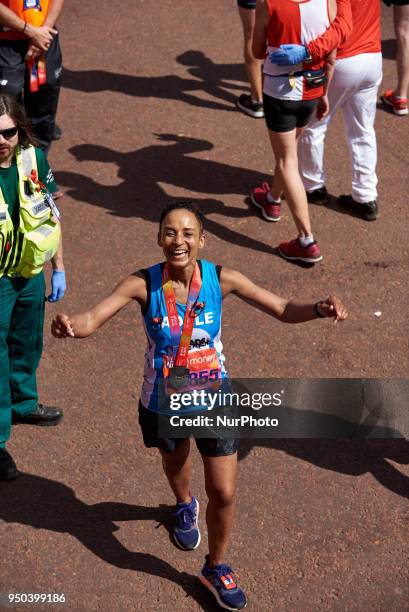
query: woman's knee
[
  {"left": 276, "top": 155, "right": 298, "bottom": 175},
  {"left": 206, "top": 483, "right": 236, "bottom": 507}
]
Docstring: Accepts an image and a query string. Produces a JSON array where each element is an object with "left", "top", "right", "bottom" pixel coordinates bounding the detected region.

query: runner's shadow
[
  {"left": 0, "top": 473, "right": 218, "bottom": 611},
  {"left": 63, "top": 50, "right": 248, "bottom": 112},
  {"left": 55, "top": 134, "right": 276, "bottom": 256},
  {"left": 239, "top": 436, "right": 409, "bottom": 500}
]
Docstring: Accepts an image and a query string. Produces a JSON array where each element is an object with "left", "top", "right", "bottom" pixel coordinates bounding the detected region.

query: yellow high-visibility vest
[{"left": 0, "top": 145, "right": 60, "bottom": 278}]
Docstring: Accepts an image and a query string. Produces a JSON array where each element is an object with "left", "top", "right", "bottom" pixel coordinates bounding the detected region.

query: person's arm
[
  {"left": 42, "top": 0, "right": 64, "bottom": 28},
  {"left": 48, "top": 236, "right": 66, "bottom": 302},
  {"left": 0, "top": 4, "right": 56, "bottom": 51},
  {"left": 307, "top": 0, "right": 352, "bottom": 61},
  {"left": 51, "top": 273, "right": 148, "bottom": 338},
  {"left": 316, "top": 48, "right": 337, "bottom": 120},
  {"left": 51, "top": 235, "right": 64, "bottom": 272},
  {"left": 220, "top": 267, "right": 348, "bottom": 323},
  {"left": 269, "top": 0, "right": 352, "bottom": 66},
  {"left": 252, "top": 0, "right": 269, "bottom": 60}
]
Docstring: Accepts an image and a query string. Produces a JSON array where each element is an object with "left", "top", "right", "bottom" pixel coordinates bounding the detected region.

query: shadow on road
[
  {"left": 239, "top": 438, "right": 409, "bottom": 500},
  {"left": 55, "top": 134, "right": 277, "bottom": 256},
  {"left": 0, "top": 473, "right": 218, "bottom": 611},
  {"left": 63, "top": 50, "right": 248, "bottom": 112}
]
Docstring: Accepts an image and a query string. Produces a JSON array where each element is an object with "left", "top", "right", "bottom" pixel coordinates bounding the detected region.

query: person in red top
[
  {"left": 250, "top": 0, "right": 339, "bottom": 264},
  {"left": 298, "top": 0, "right": 382, "bottom": 221},
  {"left": 0, "top": 0, "right": 64, "bottom": 153},
  {"left": 381, "top": 0, "right": 409, "bottom": 116}
]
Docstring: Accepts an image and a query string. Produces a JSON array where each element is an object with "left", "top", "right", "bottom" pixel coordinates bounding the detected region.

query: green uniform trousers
[{"left": 0, "top": 273, "right": 45, "bottom": 447}]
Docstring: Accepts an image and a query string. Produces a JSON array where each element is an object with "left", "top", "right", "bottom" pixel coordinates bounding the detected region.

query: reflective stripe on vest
[{"left": 0, "top": 145, "right": 59, "bottom": 278}]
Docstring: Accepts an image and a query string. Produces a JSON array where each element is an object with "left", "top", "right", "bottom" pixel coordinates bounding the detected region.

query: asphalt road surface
[{"left": 1, "top": 2, "right": 408, "bottom": 611}]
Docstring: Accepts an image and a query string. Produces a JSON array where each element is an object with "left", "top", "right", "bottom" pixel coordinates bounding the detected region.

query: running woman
[
  {"left": 51, "top": 202, "right": 347, "bottom": 610},
  {"left": 250, "top": 0, "right": 337, "bottom": 264}
]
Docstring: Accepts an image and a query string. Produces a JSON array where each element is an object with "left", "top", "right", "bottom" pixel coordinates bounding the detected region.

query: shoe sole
[
  {"left": 13, "top": 416, "right": 63, "bottom": 426},
  {"left": 173, "top": 500, "right": 201, "bottom": 551},
  {"left": 251, "top": 193, "right": 281, "bottom": 222},
  {"left": 381, "top": 96, "right": 408, "bottom": 115},
  {"left": 198, "top": 575, "right": 247, "bottom": 611},
  {"left": 278, "top": 247, "right": 323, "bottom": 264},
  {"left": 236, "top": 101, "right": 264, "bottom": 119}
]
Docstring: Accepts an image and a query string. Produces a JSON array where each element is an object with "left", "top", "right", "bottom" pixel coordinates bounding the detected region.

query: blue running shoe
[
  {"left": 199, "top": 555, "right": 247, "bottom": 610},
  {"left": 173, "top": 496, "right": 201, "bottom": 550}
]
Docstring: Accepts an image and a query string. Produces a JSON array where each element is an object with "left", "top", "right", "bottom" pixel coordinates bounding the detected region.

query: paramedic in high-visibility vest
[
  {"left": 0, "top": 0, "right": 64, "bottom": 153},
  {"left": 0, "top": 94, "right": 66, "bottom": 482}
]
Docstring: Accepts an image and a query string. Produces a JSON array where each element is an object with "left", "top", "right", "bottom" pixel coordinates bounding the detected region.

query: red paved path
[{"left": 1, "top": 2, "right": 408, "bottom": 611}]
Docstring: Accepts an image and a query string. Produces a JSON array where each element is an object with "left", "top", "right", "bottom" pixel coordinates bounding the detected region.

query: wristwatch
[
  {"left": 314, "top": 301, "right": 326, "bottom": 318},
  {"left": 304, "top": 45, "right": 313, "bottom": 64}
]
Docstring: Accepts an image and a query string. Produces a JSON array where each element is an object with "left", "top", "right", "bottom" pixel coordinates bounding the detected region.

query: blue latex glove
[
  {"left": 48, "top": 270, "right": 66, "bottom": 302},
  {"left": 269, "top": 44, "right": 307, "bottom": 66}
]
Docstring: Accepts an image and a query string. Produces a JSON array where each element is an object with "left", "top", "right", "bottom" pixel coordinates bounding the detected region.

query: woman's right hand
[
  {"left": 26, "top": 24, "right": 57, "bottom": 52},
  {"left": 51, "top": 314, "right": 75, "bottom": 338}
]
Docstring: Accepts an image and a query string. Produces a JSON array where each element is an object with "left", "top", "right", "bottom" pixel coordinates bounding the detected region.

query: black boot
[{"left": 0, "top": 449, "right": 18, "bottom": 481}]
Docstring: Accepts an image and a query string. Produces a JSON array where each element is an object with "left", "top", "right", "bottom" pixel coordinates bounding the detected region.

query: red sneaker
[
  {"left": 251, "top": 182, "right": 281, "bottom": 222},
  {"left": 381, "top": 90, "right": 408, "bottom": 116},
  {"left": 278, "top": 237, "right": 323, "bottom": 263}
]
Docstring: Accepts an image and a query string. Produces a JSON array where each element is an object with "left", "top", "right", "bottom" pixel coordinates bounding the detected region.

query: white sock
[
  {"left": 299, "top": 234, "right": 314, "bottom": 247},
  {"left": 251, "top": 98, "right": 263, "bottom": 105},
  {"left": 266, "top": 192, "right": 280, "bottom": 204}
]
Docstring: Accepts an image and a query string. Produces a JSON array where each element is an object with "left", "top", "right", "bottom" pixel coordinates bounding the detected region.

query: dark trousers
[
  {"left": 0, "top": 34, "right": 62, "bottom": 152},
  {"left": 0, "top": 273, "right": 45, "bottom": 447}
]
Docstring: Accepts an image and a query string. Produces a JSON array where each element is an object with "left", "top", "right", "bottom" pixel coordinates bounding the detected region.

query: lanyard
[{"left": 162, "top": 263, "right": 201, "bottom": 367}]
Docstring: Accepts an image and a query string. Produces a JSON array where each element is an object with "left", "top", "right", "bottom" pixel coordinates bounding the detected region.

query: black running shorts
[
  {"left": 138, "top": 402, "right": 239, "bottom": 457},
  {"left": 263, "top": 94, "right": 318, "bottom": 133},
  {"left": 237, "top": 0, "right": 256, "bottom": 8},
  {"left": 383, "top": 0, "right": 409, "bottom": 5}
]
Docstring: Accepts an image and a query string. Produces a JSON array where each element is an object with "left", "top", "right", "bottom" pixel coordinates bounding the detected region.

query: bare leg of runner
[
  {"left": 271, "top": 126, "right": 307, "bottom": 201},
  {"left": 203, "top": 452, "right": 238, "bottom": 565},
  {"left": 268, "top": 128, "right": 312, "bottom": 237},
  {"left": 238, "top": 7, "right": 263, "bottom": 102},
  {"left": 160, "top": 439, "right": 192, "bottom": 503},
  {"left": 394, "top": 5, "right": 409, "bottom": 99}
]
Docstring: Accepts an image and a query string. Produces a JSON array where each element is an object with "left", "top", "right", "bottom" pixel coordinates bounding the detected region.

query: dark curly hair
[
  {"left": 159, "top": 201, "right": 205, "bottom": 232},
  {"left": 0, "top": 94, "right": 37, "bottom": 148}
]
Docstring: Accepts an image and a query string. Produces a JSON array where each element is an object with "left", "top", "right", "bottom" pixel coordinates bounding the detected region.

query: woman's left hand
[{"left": 316, "top": 95, "right": 329, "bottom": 120}]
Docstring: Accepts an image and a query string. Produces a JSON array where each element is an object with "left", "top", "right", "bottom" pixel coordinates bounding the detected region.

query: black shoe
[
  {"left": 306, "top": 186, "right": 329, "bottom": 205},
  {"left": 12, "top": 403, "right": 63, "bottom": 426},
  {"left": 237, "top": 94, "right": 264, "bottom": 118},
  {"left": 0, "top": 449, "right": 18, "bottom": 481},
  {"left": 53, "top": 125, "right": 62, "bottom": 141},
  {"left": 338, "top": 194, "right": 378, "bottom": 221}
]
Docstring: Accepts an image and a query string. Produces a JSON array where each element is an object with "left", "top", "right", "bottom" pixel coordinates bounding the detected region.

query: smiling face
[
  {"left": 0, "top": 113, "right": 19, "bottom": 167},
  {"left": 158, "top": 208, "right": 205, "bottom": 270}
]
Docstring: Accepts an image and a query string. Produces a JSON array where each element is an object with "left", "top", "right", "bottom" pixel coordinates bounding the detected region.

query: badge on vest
[
  {"left": 24, "top": 0, "right": 41, "bottom": 10},
  {"left": 44, "top": 192, "right": 61, "bottom": 222}
]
